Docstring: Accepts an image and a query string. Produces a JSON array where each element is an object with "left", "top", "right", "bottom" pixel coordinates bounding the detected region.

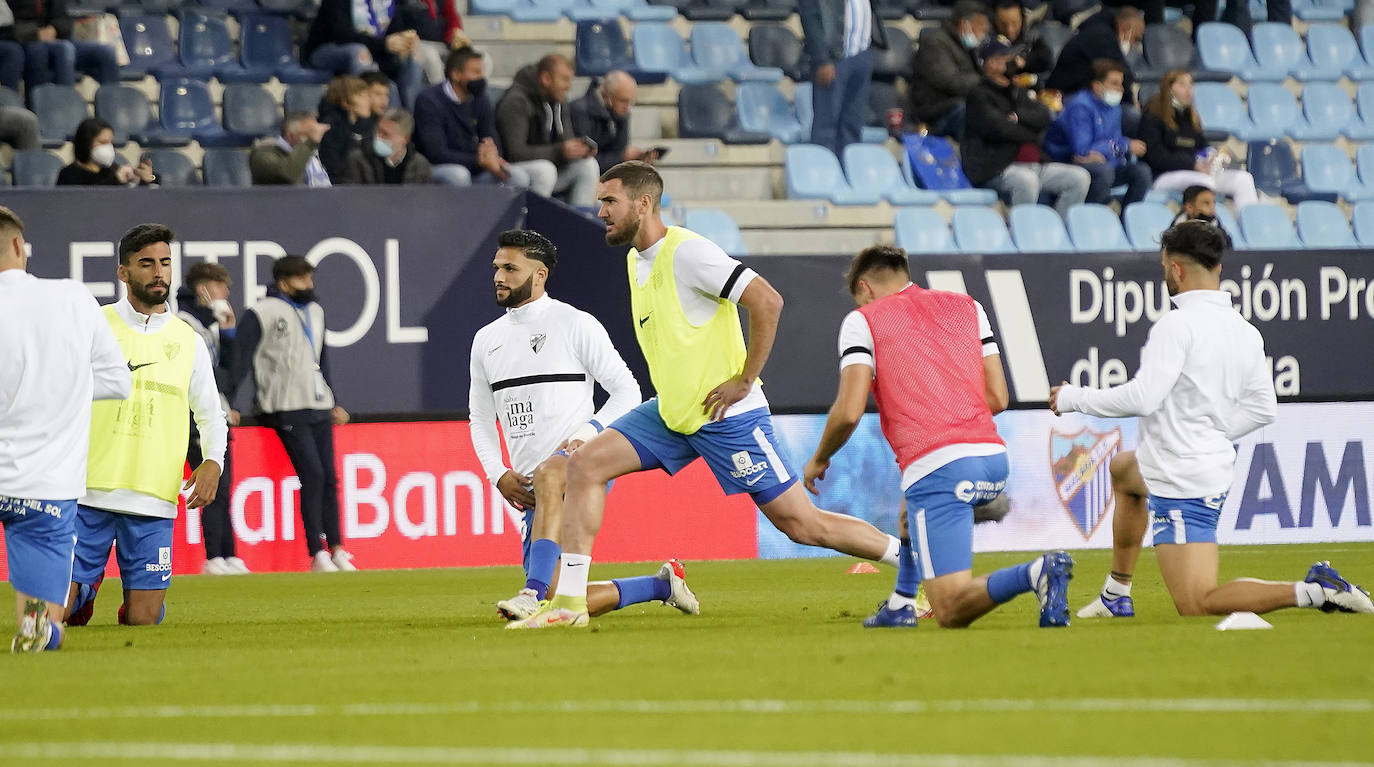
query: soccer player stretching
[
  {"left": 508, "top": 161, "right": 903, "bottom": 629},
  {"left": 806, "top": 246, "right": 1073, "bottom": 629},
  {"left": 1054, "top": 221, "right": 1372, "bottom": 617}
]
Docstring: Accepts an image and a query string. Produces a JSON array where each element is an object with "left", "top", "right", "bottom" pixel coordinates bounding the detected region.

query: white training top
[
  {"left": 469, "top": 294, "right": 642, "bottom": 486},
  {"left": 0, "top": 270, "right": 131, "bottom": 500},
  {"left": 632, "top": 233, "right": 768, "bottom": 417},
  {"left": 1055, "top": 289, "right": 1277, "bottom": 499},
  {"left": 81, "top": 298, "right": 229, "bottom": 519}
]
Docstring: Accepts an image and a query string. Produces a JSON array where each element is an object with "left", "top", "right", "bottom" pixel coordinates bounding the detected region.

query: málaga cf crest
[{"left": 1049, "top": 426, "right": 1123, "bottom": 539}]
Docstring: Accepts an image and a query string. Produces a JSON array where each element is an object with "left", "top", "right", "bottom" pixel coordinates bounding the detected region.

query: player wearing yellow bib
[
  {"left": 509, "top": 161, "right": 902, "bottom": 629},
  {"left": 64, "top": 224, "right": 228, "bottom": 627}
]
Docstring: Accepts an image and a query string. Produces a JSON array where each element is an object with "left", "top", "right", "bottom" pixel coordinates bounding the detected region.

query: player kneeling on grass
[
  {"left": 1052, "top": 221, "right": 1372, "bottom": 619},
  {"left": 468, "top": 229, "right": 699, "bottom": 623},
  {"left": 804, "top": 245, "right": 1073, "bottom": 629}
]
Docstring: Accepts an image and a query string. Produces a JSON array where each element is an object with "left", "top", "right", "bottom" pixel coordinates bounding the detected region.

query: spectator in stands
[
  {"left": 250, "top": 111, "right": 332, "bottom": 187},
  {"left": 401, "top": 0, "right": 467, "bottom": 84},
  {"left": 963, "top": 40, "right": 1089, "bottom": 217},
  {"left": 1139, "top": 70, "right": 1257, "bottom": 209},
  {"left": 991, "top": 0, "right": 1053, "bottom": 81},
  {"left": 909, "top": 0, "right": 989, "bottom": 139},
  {"left": 1, "top": 0, "right": 118, "bottom": 90},
  {"left": 799, "top": 0, "right": 889, "bottom": 157},
  {"left": 318, "top": 75, "right": 377, "bottom": 182},
  {"left": 571, "top": 71, "right": 644, "bottom": 173},
  {"left": 361, "top": 70, "right": 394, "bottom": 115},
  {"left": 496, "top": 54, "right": 598, "bottom": 206},
  {"left": 0, "top": 101, "right": 38, "bottom": 151},
  {"left": 1045, "top": 6, "right": 1142, "bottom": 106},
  {"left": 413, "top": 47, "right": 535, "bottom": 187},
  {"left": 304, "top": 0, "right": 424, "bottom": 110},
  {"left": 1172, "top": 184, "right": 1216, "bottom": 224},
  {"left": 1106, "top": 0, "right": 1289, "bottom": 33},
  {"left": 57, "top": 118, "right": 157, "bottom": 186},
  {"left": 342, "top": 107, "right": 432, "bottom": 184},
  {"left": 1043, "top": 59, "right": 1151, "bottom": 209}
]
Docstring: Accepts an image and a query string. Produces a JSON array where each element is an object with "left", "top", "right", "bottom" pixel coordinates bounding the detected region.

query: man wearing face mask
[
  {"left": 232, "top": 256, "right": 357, "bottom": 573},
  {"left": 1045, "top": 6, "right": 1142, "bottom": 107},
  {"left": 1043, "top": 59, "right": 1152, "bottom": 209},
  {"left": 413, "top": 46, "right": 535, "bottom": 188},
  {"left": 570, "top": 70, "right": 646, "bottom": 173},
  {"left": 249, "top": 111, "right": 332, "bottom": 187},
  {"left": 342, "top": 107, "right": 433, "bottom": 184},
  {"left": 909, "top": 0, "right": 990, "bottom": 139}
]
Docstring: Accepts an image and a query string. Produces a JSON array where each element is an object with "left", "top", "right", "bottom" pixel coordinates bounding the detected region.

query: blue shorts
[
  {"left": 1149, "top": 493, "right": 1225, "bottom": 546},
  {"left": 0, "top": 495, "right": 78, "bottom": 605},
  {"left": 904, "top": 453, "right": 1009, "bottom": 579},
  {"left": 610, "top": 401, "right": 797, "bottom": 505},
  {"left": 72, "top": 506, "right": 175, "bottom": 591}
]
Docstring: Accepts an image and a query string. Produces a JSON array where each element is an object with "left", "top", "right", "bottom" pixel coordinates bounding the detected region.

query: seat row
[
  {"left": 1198, "top": 21, "right": 1374, "bottom": 82},
  {"left": 116, "top": 11, "right": 328, "bottom": 84},
  {"left": 4, "top": 146, "right": 250, "bottom": 186},
  {"left": 74, "top": 0, "right": 312, "bottom": 16},
  {"left": 677, "top": 81, "right": 896, "bottom": 145},
  {"left": 1195, "top": 80, "right": 1374, "bottom": 141},
  {"left": 1247, "top": 138, "right": 1374, "bottom": 203}
]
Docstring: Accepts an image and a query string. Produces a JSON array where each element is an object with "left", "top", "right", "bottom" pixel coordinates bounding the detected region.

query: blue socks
[
  {"left": 894, "top": 538, "right": 919, "bottom": 598},
  {"left": 525, "top": 539, "right": 561, "bottom": 600},
  {"left": 986, "top": 562, "right": 1034, "bottom": 604},
  {"left": 611, "top": 576, "right": 671, "bottom": 610}
]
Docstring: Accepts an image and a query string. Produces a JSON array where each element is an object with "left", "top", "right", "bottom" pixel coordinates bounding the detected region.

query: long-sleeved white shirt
[
  {"left": 1055, "top": 289, "right": 1277, "bottom": 498},
  {"left": 81, "top": 298, "right": 228, "bottom": 519},
  {"left": 469, "top": 294, "right": 642, "bottom": 485},
  {"left": 0, "top": 270, "right": 131, "bottom": 500}
]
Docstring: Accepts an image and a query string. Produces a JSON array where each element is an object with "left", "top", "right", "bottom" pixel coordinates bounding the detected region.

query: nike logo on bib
[
  {"left": 127, "top": 361, "right": 157, "bottom": 372},
  {"left": 639, "top": 315, "right": 650, "bottom": 327}
]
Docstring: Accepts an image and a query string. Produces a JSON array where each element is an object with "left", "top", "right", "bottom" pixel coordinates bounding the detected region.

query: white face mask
[
  {"left": 91, "top": 143, "right": 116, "bottom": 168},
  {"left": 208, "top": 298, "right": 233, "bottom": 324},
  {"left": 1171, "top": 96, "right": 1187, "bottom": 110},
  {"left": 1120, "top": 39, "right": 1132, "bottom": 56},
  {"left": 1102, "top": 90, "right": 1123, "bottom": 107}
]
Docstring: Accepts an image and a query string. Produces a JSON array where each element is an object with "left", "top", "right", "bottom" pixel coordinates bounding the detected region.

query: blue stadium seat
[
  {"left": 735, "top": 82, "right": 805, "bottom": 143},
  {"left": 1040, "top": 21, "right": 1074, "bottom": 64},
  {"left": 31, "top": 84, "right": 88, "bottom": 147},
  {"left": 843, "top": 144, "right": 940, "bottom": 205},
  {"left": 683, "top": 208, "right": 747, "bottom": 256},
  {"left": 1252, "top": 22, "right": 1340, "bottom": 81},
  {"left": 1306, "top": 24, "right": 1374, "bottom": 81},
  {"left": 469, "top": 0, "right": 518, "bottom": 14},
  {"left": 1140, "top": 23, "right": 1230, "bottom": 82},
  {"left": 1351, "top": 200, "right": 1374, "bottom": 246},
  {"left": 1193, "top": 82, "right": 1251, "bottom": 140},
  {"left": 1301, "top": 144, "right": 1374, "bottom": 202},
  {"left": 11, "top": 150, "right": 63, "bottom": 187},
  {"left": 239, "top": 14, "right": 331, "bottom": 84},
  {"left": 1197, "top": 22, "right": 1276, "bottom": 81},
  {"left": 575, "top": 19, "right": 654, "bottom": 79},
  {"left": 148, "top": 148, "right": 199, "bottom": 186},
  {"left": 1244, "top": 83, "right": 1302, "bottom": 141},
  {"left": 1067, "top": 204, "right": 1133, "bottom": 252},
  {"left": 1239, "top": 203, "right": 1300, "bottom": 248},
  {"left": 680, "top": 0, "right": 741, "bottom": 21},
  {"left": 1360, "top": 24, "right": 1374, "bottom": 72},
  {"left": 1355, "top": 143, "right": 1374, "bottom": 191},
  {"left": 568, "top": 0, "right": 678, "bottom": 20},
  {"left": 793, "top": 81, "right": 813, "bottom": 138},
  {"left": 95, "top": 85, "right": 185, "bottom": 147},
  {"left": 951, "top": 207, "right": 1015, "bottom": 253},
  {"left": 193, "top": 0, "right": 260, "bottom": 13},
  {"left": 119, "top": 15, "right": 180, "bottom": 80},
  {"left": 1008, "top": 204, "right": 1074, "bottom": 252},
  {"left": 1296, "top": 83, "right": 1367, "bottom": 142},
  {"left": 872, "top": 26, "right": 913, "bottom": 81},
  {"left": 740, "top": 0, "right": 792, "bottom": 21},
  {"left": 748, "top": 23, "right": 803, "bottom": 81},
  {"left": 677, "top": 84, "right": 770, "bottom": 143},
  {"left": 1295, "top": 200, "right": 1358, "bottom": 247},
  {"left": 893, "top": 207, "right": 955, "bottom": 254},
  {"left": 873, "top": 0, "right": 906, "bottom": 19},
  {"left": 508, "top": 0, "right": 575, "bottom": 22},
  {"left": 202, "top": 147, "right": 251, "bottom": 187},
  {"left": 1293, "top": 0, "right": 1348, "bottom": 21},
  {"left": 901, "top": 134, "right": 998, "bottom": 205},
  {"left": 1123, "top": 201, "right": 1176, "bottom": 250},
  {"left": 633, "top": 23, "right": 715, "bottom": 83},
  {"left": 1214, "top": 204, "right": 1248, "bottom": 248},
  {"left": 283, "top": 83, "right": 327, "bottom": 115},
  {"left": 1249, "top": 138, "right": 1328, "bottom": 203},
  {"left": 160, "top": 79, "right": 236, "bottom": 146},
  {"left": 222, "top": 83, "right": 281, "bottom": 145},
  {"left": 256, "top": 0, "right": 314, "bottom": 14},
  {"left": 177, "top": 11, "right": 245, "bottom": 80},
  {"left": 690, "top": 22, "right": 783, "bottom": 81},
  {"left": 1349, "top": 82, "right": 1374, "bottom": 140},
  {"left": 785, "top": 144, "right": 880, "bottom": 204}
]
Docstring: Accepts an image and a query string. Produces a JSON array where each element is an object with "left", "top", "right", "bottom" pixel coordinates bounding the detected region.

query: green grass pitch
[{"left": 3, "top": 543, "right": 1371, "bottom": 766}]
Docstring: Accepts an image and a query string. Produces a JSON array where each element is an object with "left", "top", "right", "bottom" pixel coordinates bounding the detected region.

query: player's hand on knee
[{"left": 497, "top": 470, "right": 536, "bottom": 509}]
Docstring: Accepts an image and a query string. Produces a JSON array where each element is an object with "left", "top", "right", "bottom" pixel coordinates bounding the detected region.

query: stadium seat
[
  {"left": 872, "top": 26, "right": 913, "bottom": 81},
  {"left": 1305, "top": 24, "right": 1374, "bottom": 81},
  {"left": 680, "top": 0, "right": 740, "bottom": 21},
  {"left": 1295, "top": 83, "right": 1360, "bottom": 142},
  {"left": 1214, "top": 204, "right": 1248, "bottom": 248},
  {"left": 785, "top": 144, "right": 880, "bottom": 205},
  {"left": 843, "top": 144, "right": 940, "bottom": 205},
  {"left": 1008, "top": 204, "right": 1074, "bottom": 252},
  {"left": 160, "top": 79, "right": 236, "bottom": 146},
  {"left": 148, "top": 149, "right": 198, "bottom": 185},
  {"left": 683, "top": 209, "right": 747, "bottom": 256},
  {"left": 1351, "top": 200, "right": 1374, "bottom": 246},
  {"left": 1192, "top": 82, "right": 1251, "bottom": 141},
  {"left": 0, "top": 86, "right": 20, "bottom": 109},
  {"left": 119, "top": 15, "right": 180, "bottom": 80},
  {"left": 1197, "top": 22, "right": 1279, "bottom": 81},
  {"left": 1244, "top": 83, "right": 1302, "bottom": 141},
  {"left": 677, "top": 84, "right": 770, "bottom": 143},
  {"left": 1039, "top": 21, "right": 1074, "bottom": 65},
  {"left": 735, "top": 82, "right": 806, "bottom": 143},
  {"left": 1355, "top": 143, "right": 1374, "bottom": 190},
  {"left": 749, "top": 23, "right": 803, "bottom": 81},
  {"left": 901, "top": 134, "right": 999, "bottom": 205},
  {"left": 1248, "top": 138, "right": 1328, "bottom": 203},
  {"left": 469, "top": 0, "right": 519, "bottom": 14},
  {"left": 508, "top": 0, "right": 576, "bottom": 23},
  {"left": 567, "top": 0, "right": 678, "bottom": 21},
  {"left": 1251, "top": 22, "right": 1340, "bottom": 81},
  {"left": 739, "top": 0, "right": 793, "bottom": 21},
  {"left": 893, "top": 207, "right": 957, "bottom": 254},
  {"left": 239, "top": 14, "right": 332, "bottom": 84},
  {"left": 13, "top": 148, "right": 64, "bottom": 187},
  {"left": 256, "top": 0, "right": 314, "bottom": 14},
  {"left": 222, "top": 83, "right": 281, "bottom": 145},
  {"left": 1295, "top": 200, "right": 1358, "bottom": 247},
  {"left": 793, "top": 81, "right": 813, "bottom": 139},
  {"left": 1139, "top": 23, "right": 1230, "bottom": 82},
  {"left": 873, "top": 0, "right": 907, "bottom": 19},
  {"left": 633, "top": 23, "right": 715, "bottom": 83},
  {"left": 1067, "top": 204, "right": 1133, "bottom": 252},
  {"left": 95, "top": 85, "right": 182, "bottom": 147},
  {"left": 1301, "top": 144, "right": 1374, "bottom": 202},
  {"left": 194, "top": 0, "right": 260, "bottom": 13},
  {"left": 1348, "top": 82, "right": 1374, "bottom": 139},
  {"left": 575, "top": 20, "right": 633, "bottom": 78},
  {"left": 202, "top": 147, "right": 251, "bottom": 187},
  {"left": 31, "top": 84, "right": 88, "bottom": 148},
  {"left": 1123, "top": 201, "right": 1176, "bottom": 250},
  {"left": 1239, "top": 204, "right": 1301, "bottom": 248},
  {"left": 1292, "top": 0, "right": 1348, "bottom": 21},
  {"left": 690, "top": 23, "right": 784, "bottom": 81},
  {"left": 178, "top": 11, "right": 246, "bottom": 81},
  {"left": 907, "top": 0, "right": 953, "bottom": 20},
  {"left": 952, "top": 207, "right": 1016, "bottom": 253},
  {"left": 283, "top": 83, "right": 327, "bottom": 115}
]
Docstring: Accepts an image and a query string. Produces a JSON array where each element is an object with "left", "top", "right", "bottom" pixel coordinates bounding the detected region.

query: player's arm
[
  {"left": 184, "top": 334, "right": 228, "bottom": 508},
  {"left": 1053, "top": 314, "right": 1187, "bottom": 417},
  {"left": 704, "top": 276, "right": 783, "bottom": 421},
  {"left": 570, "top": 313, "right": 642, "bottom": 450},
  {"left": 85, "top": 291, "right": 131, "bottom": 400},
  {"left": 468, "top": 338, "right": 533, "bottom": 508},
  {"left": 976, "top": 301, "right": 1009, "bottom": 414},
  {"left": 805, "top": 364, "right": 873, "bottom": 494},
  {"left": 1224, "top": 348, "right": 1278, "bottom": 440}
]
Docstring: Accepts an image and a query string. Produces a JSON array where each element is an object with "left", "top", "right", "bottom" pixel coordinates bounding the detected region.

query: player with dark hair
[
  {"left": 470, "top": 229, "right": 699, "bottom": 621},
  {"left": 1055, "top": 221, "right": 1373, "bottom": 618},
  {"left": 1173, "top": 185, "right": 1216, "bottom": 225},
  {"left": 808, "top": 245, "right": 1073, "bottom": 629}
]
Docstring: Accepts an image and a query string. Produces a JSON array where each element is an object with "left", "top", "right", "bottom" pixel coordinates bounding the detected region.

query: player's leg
[
  {"left": 497, "top": 454, "right": 568, "bottom": 619},
  {"left": 590, "top": 560, "right": 701, "bottom": 618},
  {"left": 65, "top": 504, "right": 117, "bottom": 625},
  {"left": 113, "top": 513, "right": 173, "bottom": 626},
  {"left": 2, "top": 498, "right": 76, "bottom": 652},
  {"left": 273, "top": 414, "right": 332, "bottom": 570},
  {"left": 758, "top": 484, "right": 899, "bottom": 564},
  {"left": 1078, "top": 451, "right": 1147, "bottom": 618},
  {"left": 1152, "top": 542, "right": 1220, "bottom": 616}
]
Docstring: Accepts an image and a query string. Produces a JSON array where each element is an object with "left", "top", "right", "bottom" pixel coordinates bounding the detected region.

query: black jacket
[
  {"left": 570, "top": 83, "right": 628, "bottom": 173},
  {"left": 0, "top": 0, "right": 73, "bottom": 43},
  {"left": 909, "top": 19, "right": 982, "bottom": 123},
  {"left": 1138, "top": 106, "right": 1208, "bottom": 176},
  {"left": 997, "top": 8, "right": 1054, "bottom": 77},
  {"left": 1044, "top": 9, "right": 1136, "bottom": 105},
  {"left": 495, "top": 64, "right": 575, "bottom": 166},
  {"left": 318, "top": 111, "right": 377, "bottom": 183},
  {"left": 961, "top": 78, "right": 1053, "bottom": 185},
  {"left": 341, "top": 145, "right": 434, "bottom": 184},
  {"left": 303, "top": 0, "right": 417, "bottom": 70}
]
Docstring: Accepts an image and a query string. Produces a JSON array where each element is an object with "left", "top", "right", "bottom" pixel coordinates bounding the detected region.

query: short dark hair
[
  {"left": 185, "top": 262, "right": 231, "bottom": 289},
  {"left": 537, "top": 53, "right": 571, "bottom": 76},
  {"left": 359, "top": 71, "right": 390, "bottom": 89},
  {"left": 1160, "top": 220, "right": 1226, "bottom": 270},
  {"left": 846, "top": 245, "right": 911, "bottom": 296},
  {"left": 600, "top": 161, "right": 664, "bottom": 207},
  {"left": 952, "top": 0, "right": 990, "bottom": 23},
  {"left": 498, "top": 229, "right": 558, "bottom": 271},
  {"left": 1182, "top": 184, "right": 1214, "bottom": 207},
  {"left": 73, "top": 117, "right": 113, "bottom": 165},
  {"left": 0, "top": 206, "right": 24, "bottom": 237},
  {"left": 445, "top": 46, "right": 483, "bottom": 77},
  {"left": 1091, "top": 58, "right": 1126, "bottom": 83},
  {"left": 118, "top": 223, "right": 174, "bottom": 265},
  {"left": 272, "top": 255, "right": 315, "bottom": 283},
  {"left": 992, "top": 0, "right": 1021, "bottom": 11}
]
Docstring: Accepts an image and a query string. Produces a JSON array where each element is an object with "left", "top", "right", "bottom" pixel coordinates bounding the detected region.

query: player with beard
[
  {"left": 64, "top": 224, "right": 228, "bottom": 627},
  {"left": 1054, "top": 221, "right": 1373, "bottom": 618},
  {"left": 509, "top": 161, "right": 904, "bottom": 630},
  {"left": 471, "top": 229, "right": 699, "bottom": 622}
]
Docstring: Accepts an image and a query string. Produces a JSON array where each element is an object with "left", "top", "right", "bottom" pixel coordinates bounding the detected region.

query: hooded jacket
[{"left": 495, "top": 64, "right": 575, "bottom": 166}]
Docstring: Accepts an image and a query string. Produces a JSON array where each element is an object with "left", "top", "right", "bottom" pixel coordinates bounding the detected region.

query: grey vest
[
  {"left": 177, "top": 309, "right": 232, "bottom": 414},
  {"left": 250, "top": 297, "right": 335, "bottom": 414}
]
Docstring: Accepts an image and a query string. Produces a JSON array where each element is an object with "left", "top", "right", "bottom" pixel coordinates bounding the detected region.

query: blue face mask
[{"left": 373, "top": 137, "right": 394, "bottom": 158}]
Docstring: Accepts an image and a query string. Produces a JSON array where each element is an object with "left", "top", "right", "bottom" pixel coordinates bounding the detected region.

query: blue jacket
[{"left": 1043, "top": 90, "right": 1131, "bottom": 168}]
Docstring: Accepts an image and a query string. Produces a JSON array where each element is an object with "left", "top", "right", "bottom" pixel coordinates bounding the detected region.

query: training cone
[
  {"left": 846, "top": 562, "right": 881, "bottom": 574},
  {"left": 1215, "top": 611, "right": 1273, "bottom": 631}
]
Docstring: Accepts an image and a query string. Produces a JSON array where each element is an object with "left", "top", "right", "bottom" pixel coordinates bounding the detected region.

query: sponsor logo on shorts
[
  {"left": 953, "top": 479, "right": 1005, "bottom": 504},
  {"left": 730, "top": 451, "right": 769, "bottom": 486},
  {"left": 3, "top": 497, "right": 64, "bottom": 519},
  {"left": 146, "top": 547, "right": 173, "bottom": 573}
]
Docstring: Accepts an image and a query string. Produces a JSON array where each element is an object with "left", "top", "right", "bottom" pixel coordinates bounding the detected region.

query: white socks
[
  {"left": 1294, "top": 580, "right": 1324, "bottom": 608},
  {"left": 880, "top": 535, "right": 901, "bottom": 568},
  {"left": 888, "top": 592, "right": 917, "bottom": 610},
  {"left": 557, "top": 553, "right": 592, "bottom": 599},
  {"left": 1026, "top": 556, "right": 1045, "bottom": 590},
  {"left": 1103, "top": 575, "right": 1132, "bottom": 598}
]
